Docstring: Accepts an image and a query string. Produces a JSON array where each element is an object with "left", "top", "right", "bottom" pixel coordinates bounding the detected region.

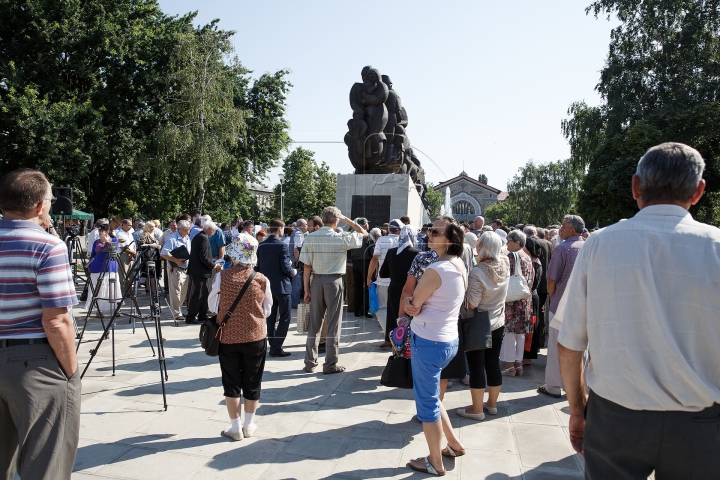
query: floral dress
[{"left": 504, "top": 251, "right": 535, "bottom": 334}]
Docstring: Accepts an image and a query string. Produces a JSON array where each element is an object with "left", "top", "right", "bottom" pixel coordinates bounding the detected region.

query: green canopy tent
[{"left": 51, "top": 209, "right": 93, "bottom": 221}]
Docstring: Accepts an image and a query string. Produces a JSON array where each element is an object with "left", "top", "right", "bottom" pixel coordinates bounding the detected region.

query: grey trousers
[
  {"left": 544, "top": 322, "right": 563, "bottom": 395},
  {"left": 305, "top": 274, "right": 343, "bottom": 373},
  {"left": 0, "top": 342, "right": 81, "bottom": 480},
  {"left": 585, "top": 390, "right": 720, "bottom": 479}
]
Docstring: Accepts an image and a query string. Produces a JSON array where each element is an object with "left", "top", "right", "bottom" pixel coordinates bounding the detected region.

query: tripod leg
[{"left": 132, "top": 295, "right": 156, "bottom": 356}]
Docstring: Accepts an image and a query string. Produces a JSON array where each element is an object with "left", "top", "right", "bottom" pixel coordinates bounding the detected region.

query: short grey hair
[
  {"left": 476, "top": 231, "right": 503, "bottom": 261},
  {"left": 296, "top": 218, "right": 307, "bottom": 226},
  {"left": 481, "top": 225, "right": 493, "bottom": 232},
  {"left": 474, "top": 216, "right": 485, "bottom": 225},
  {"left": 507, "top": 229, "right": 526, "bottom": 248},
  {"left": 200, "top": 215, "right": 216, "bottom": 231},
  {"left": 177, "top": 220, "right": 191, "bottom": 230},
  {"left": 369, "top": 228, "right": 382, "bottom": 240},
  {"left": 321, "top": 206, "right": 341, "bottom": 225},
  {"left": 523, "top": 225, "right": 537, "bottom": 237},
  {"left": 636, "top": 142, "right": 705, "bottom": 203},
  {"left": 563, "top": 215, "right": 585, "bottom": 235}
]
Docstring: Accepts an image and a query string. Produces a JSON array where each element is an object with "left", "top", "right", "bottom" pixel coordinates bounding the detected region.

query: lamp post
[{"left": 278, "top": 173, "right": 285, "bottom": 221}]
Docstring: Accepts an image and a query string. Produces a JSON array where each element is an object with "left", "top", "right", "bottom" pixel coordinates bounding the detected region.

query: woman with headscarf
[
  {"left": 207, "top": 233, "right": 273, "bottom": 441},
  {"left": 378, "top": 225, "right": 420, "bottom": 339}
]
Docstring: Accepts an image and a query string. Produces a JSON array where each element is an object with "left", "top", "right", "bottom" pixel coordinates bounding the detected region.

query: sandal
[
  {"left": 501, "top": 367, "right": 516, "bottom": 376},
  {"left": 442, "top": 445, "right": 466, "bottom": 457},
  {"left": 537, "top": 384, "right": 562, "bottom": 398},
  {"left": 407, "top": 457, "right": 446, "bottom": 476},
  {"left": 515, "top": 366, "right": 524, "bottom": 377},
  {"left": 323, "top": 365, "right": 346, "bottom": 375}
]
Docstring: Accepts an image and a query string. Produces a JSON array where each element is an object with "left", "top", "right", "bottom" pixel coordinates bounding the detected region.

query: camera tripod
[{"left": 77, "top": 244, "right": 169, "bottom": 409}]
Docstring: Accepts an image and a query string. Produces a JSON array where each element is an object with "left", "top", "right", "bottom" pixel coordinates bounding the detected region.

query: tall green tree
[
  {"left": 425, "top": 183, "right": 445, "bottom": 218},
  {"left": 155, "top": 22, "right": 247, "bottom": 213},
  {"left": 564, "top": 0, "right": 720, "bottom": 225},
  {"left": 268, "top": 147, "right": 337, "bottom": 222},
  {"left": 484, "top": 159, "right": 582, "bottom": 227},
  {"left": 477, "top": 173, "right": 488, "bottom": 183}
]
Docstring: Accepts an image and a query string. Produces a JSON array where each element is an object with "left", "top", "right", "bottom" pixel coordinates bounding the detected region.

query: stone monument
[{"left": 340, "top": 66, "right": 430, "bottom": 227}]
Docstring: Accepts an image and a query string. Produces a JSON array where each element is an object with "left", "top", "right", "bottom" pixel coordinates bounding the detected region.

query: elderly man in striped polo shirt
[{"left": 0, "top": 169, "right": 80, "bottom": 480}]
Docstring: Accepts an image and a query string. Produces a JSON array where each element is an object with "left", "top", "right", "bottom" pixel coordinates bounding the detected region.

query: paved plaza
[{"left": 66, "top": 290, "right": 584, "bottom": 480}]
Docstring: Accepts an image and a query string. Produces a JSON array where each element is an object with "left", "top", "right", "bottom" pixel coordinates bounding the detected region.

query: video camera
[{"left": 65, "top": 224, "right": 80, "bottom": 238}]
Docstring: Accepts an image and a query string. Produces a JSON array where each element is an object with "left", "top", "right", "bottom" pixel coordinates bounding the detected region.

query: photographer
[{"left": 84, "top": 224, "right": 121, "bottom": 314}]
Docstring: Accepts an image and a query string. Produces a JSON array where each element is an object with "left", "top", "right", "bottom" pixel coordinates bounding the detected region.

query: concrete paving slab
[{"left": 95, "top": 447, "right": 209, "bottom": 480}]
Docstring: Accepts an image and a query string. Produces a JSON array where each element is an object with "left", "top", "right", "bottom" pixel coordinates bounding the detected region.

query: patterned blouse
[
  {"left": 407, "top": 250, "right": 440, "bottom": 280},
  {"left": 504, "top": 251, "right": 535, "bottom": 334}
]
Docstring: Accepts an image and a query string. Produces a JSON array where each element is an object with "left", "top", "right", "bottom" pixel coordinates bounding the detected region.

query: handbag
[
  {"left": 199, "top": 271, "right": 255, "bottom": 357},
  {"left": 505, "top": 252, "right": 531, "bottom": 302},
  {"left": 380, "top": 355, "right": 413, "bottom": 389},
  {"left": 450, "top": 258, "right": 492, "bottom": 352},
  {"left": 461, "top": 309, "right": 492, "bottom": 352},
  {"left": 296, "top": 302, "right": 311, "bottom": 334}
]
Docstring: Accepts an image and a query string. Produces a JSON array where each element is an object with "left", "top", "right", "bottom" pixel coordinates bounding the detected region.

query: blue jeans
[{"left": 411, "top": 332, "right": 459, "bottom": 423}]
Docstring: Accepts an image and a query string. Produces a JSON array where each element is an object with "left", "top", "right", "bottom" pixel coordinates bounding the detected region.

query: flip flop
[
  {"left": 407, "top": 457, "right": 446, "bottom": 476},
  {"left": 442, "top": 445, "right": 466, "bottom": 457},
  {"left": 537, "top": 384, "right": 562, "bottom": 398}
]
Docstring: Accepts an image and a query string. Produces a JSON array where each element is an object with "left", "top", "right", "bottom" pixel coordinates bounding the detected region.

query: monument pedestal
[{"left": 336, "top": 174, "right": 429, "bottom": 229}]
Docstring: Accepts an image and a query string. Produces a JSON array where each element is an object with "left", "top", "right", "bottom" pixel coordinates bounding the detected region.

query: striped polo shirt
[{"left": 0, "top": 219, "right": 78, "bottom": 339}]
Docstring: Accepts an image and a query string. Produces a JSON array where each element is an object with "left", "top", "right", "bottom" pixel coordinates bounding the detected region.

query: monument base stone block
[{"left": 336, "top": 173, "right": 429, "bottom": 229}]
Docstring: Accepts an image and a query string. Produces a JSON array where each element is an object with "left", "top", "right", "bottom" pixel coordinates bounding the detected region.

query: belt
[{"left": 0, "top": 338, "right": 50, "bottom": 348}]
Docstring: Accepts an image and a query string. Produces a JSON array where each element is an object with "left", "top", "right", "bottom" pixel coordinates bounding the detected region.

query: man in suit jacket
[
  {"left": 186, "top": 216, "right": 220, "bottom": 325},
  {"left": 257, "top": 218, "right": 296, "bottom": 356}
]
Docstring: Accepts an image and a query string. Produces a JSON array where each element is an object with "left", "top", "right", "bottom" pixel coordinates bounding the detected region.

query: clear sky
[{"left": 157, "top": 0, "right": 617, "bottom": 191}]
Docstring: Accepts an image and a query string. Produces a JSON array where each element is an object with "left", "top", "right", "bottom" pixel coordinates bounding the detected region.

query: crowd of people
[{"left": 1, "top": 141, "right": 719, "bottom": 478}]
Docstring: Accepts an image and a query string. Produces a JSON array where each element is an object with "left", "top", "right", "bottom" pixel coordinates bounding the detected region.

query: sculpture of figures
[{"left": 344, "top": 66, "right": 388, "bottom": 172}]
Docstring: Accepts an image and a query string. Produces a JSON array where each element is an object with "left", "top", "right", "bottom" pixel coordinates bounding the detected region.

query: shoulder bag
[
  {"left": 505, "top": 252, "right": 531, "bottom": 302},
  {"left": 199, "top": 271, "right": 256, "bottom": 357},
  {"left": 451, "top": 259, "right": 492, "bottom": 352}
]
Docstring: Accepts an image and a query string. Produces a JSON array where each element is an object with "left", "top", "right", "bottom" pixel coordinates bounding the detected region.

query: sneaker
[
  {"left": 221, "top": 429, "right": 242, "bottom": 441},
  {"left": 243, "top": 423, "right": 257, "bottom": 438}
]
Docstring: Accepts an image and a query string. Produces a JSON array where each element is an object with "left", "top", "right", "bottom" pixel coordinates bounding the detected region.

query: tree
[
  {"left": 425, "top": 183, "right": 445, "bottom": 218},
  {"left": 483, "top": 159, "right": 582, "bottom": 227},
  {"left": 268, "top": 147, "right": 337, "bottom": 222},
  {"left": 564, "top": 0, "right": 720, "bottom": 225},
  {"left": 155, "top": 22, "right": 247, "bottom": 213},
  {"left": 477, "top": 174, "right": 488, "bottom": 183}
]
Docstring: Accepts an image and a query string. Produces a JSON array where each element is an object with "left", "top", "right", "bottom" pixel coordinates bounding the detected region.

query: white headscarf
[
  {"left": 495, "top": 229, "right": 508, "bottom": 246},
  {"left": 397, "top": 225, "right": 417, "bottom": 254}
]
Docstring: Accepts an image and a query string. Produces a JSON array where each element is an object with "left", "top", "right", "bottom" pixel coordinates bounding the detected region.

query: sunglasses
[{"left": 429, "top": 228, "right": 446, "bottom": 237}]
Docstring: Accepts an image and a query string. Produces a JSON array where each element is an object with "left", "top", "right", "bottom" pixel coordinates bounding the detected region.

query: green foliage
[
  {"left": 484, "top": 159, "right": 582, "bottom": 227},
  {"left": 563, "top": 0, "right": 720, "bottom": 225},
  {"left": 0, "top": 1, "right": 292, "bottom": 223},
  {"left": 267, "top": 148, "right": 337, "bottom": 222},
  {"left": 425, "top": 183, "right": 445, "bottom": 218},
  {"left": 477, "top": 174, "right": 488, "bottom": 183}
]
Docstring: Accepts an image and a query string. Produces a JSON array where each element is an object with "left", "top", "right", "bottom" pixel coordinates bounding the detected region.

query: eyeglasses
[
  {"left": 429, "top": 228, "right": 445, "bottom": 237},
  {"left": 45, "top": 196, "right": 56, "bottom": 204}
]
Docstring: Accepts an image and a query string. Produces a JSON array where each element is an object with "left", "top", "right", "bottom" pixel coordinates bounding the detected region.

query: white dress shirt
[
  {"left": 85, "top": 228, "right": 99, "bottom": 252},
  {"left": 558, "top": 204, "right": 720, "bottom": 412}
]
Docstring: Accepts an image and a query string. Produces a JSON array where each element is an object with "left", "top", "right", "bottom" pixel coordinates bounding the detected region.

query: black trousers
[
  {"left": 584, "top": 390, "right": 720, "bottom": 479},
  {"left": 267, "top": 292, "right": 291, "bottom": 352},
  {"left": 218, "top": 339, "right": 267, "bottom": 399},
  {"left": 351, "top": 260, "right": 370, "bottom": 315},
  {"left": 186, "top": 275, "right": 209, "bottom": 323},
  {"left": 465, "top": 327, "right": 505, "bottom": 389}
]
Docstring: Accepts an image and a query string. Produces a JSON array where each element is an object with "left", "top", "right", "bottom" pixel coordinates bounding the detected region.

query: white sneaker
[{"left": 242, "top": 423, "right": 257, "bottom": 438}]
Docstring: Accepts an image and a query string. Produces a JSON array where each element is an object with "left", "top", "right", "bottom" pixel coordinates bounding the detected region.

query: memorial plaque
[{"left": 351, "top": 195, "right": 391, "bottom": 229}]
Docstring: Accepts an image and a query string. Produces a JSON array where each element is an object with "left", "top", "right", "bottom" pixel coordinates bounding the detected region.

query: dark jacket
[
  {"left": 536, "top": 238, "right": 553, "bottom": 294},
  {"left": 256, "top": 234, "right": 294, "bottom": 295},
  {"left": 188, "top": 231, "right": 214, "bottom": 278}
]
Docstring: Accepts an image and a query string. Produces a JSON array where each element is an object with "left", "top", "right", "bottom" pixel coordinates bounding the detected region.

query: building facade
[{"left": 433, "top": 172, "right": 503, "bottom": 223}]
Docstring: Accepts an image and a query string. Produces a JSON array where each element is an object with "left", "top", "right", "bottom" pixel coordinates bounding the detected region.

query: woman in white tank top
[{"left": 404, "top": 217, "right": 467, "bottom": 475}]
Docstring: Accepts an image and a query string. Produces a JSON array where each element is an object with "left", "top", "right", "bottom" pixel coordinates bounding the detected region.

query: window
[{"left": 452, "top": 200, "right": 475, "bottom": 216}]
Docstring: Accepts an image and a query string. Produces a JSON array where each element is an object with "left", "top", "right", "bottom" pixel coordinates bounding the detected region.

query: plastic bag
[{"left": 369, "top": 283, "right": 379, "bottom": 315}]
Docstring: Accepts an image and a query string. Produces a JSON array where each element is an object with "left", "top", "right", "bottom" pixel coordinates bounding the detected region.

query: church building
[{"left": 433, "top": 172, "right": 504, "bottom": 223}]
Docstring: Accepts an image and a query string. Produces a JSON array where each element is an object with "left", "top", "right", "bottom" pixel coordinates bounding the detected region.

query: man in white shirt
[
  {"left": 558, "top": 142, "right": 720, "bottom": 478},
  {"left": 115, "top": 218, "right": 136, "bottom": 287},
  {"left": 367, "top": 219, "right": 401, "bottom": 348}
]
